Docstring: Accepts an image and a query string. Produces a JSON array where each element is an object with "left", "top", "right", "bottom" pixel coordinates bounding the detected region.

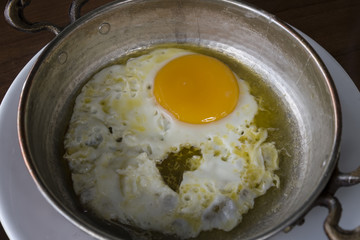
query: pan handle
[
  {"left": 69, "top": 0, "right": 89, "bottom": 23},
  {"left": 316, "top": 166, "right": 360, "bottom": 240},
  {"left": 4, "top": 0, "right": 90, "bottom": 35},
  {"left": 289, "top": 164, "right": 360, "bottom": 239}
]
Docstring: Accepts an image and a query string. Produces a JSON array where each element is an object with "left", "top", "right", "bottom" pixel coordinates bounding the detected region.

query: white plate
[{"left": 0, "top": 32, "right": 359, "bottom": 240}]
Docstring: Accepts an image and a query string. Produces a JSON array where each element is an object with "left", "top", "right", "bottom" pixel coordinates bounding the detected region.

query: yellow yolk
[{"left": 154, "top": 54, "right": 239, "bottom": 124}]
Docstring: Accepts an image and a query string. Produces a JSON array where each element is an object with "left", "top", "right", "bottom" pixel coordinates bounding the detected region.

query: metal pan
[{"left": 5, "top": 0, "right": 360, "bottom": 239}]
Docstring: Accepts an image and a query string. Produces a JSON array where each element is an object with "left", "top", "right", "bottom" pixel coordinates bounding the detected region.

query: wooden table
[{"left": 0, "top": 0, "right": 359, "bottom": 239}]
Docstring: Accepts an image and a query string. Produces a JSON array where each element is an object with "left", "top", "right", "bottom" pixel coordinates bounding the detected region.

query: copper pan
[{"left": 4, "top": 0, "right": 360, "bottom": 239}]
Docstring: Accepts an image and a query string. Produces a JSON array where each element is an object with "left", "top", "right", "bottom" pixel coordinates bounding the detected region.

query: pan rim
[{"left": 17, "top": 0, "right": 342, "bottom": 239}]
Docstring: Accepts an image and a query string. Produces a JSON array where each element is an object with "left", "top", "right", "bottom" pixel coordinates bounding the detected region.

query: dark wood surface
[{"left": 1, "top": 0, "right": 359, "bottom": 239}]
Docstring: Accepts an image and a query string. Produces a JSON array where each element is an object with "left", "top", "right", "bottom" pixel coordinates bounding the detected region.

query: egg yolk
[{"left": 154, "top": 54, "right": 239, "bottom": 124}]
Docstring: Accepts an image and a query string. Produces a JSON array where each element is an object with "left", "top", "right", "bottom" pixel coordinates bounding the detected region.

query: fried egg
[{"left": 64, "top": 48, "right": 279, "bottom": 238}]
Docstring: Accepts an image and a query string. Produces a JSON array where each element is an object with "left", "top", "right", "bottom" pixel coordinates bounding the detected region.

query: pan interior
[{"left": 20, "top": 0, "right": 338, "bottom": 239}]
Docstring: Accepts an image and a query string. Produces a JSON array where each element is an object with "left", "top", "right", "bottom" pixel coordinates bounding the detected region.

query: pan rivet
[
  {"left": 99, "top": 23, "right": 111, "bottom": 35},
  {"left": 58, "top": 52, "right": 67, "bottom": 64}
]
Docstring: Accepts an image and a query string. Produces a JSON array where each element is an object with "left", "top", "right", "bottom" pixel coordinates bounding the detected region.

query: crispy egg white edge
[{"left": 64, "top": 48, "right": 280, "bottom": 238}]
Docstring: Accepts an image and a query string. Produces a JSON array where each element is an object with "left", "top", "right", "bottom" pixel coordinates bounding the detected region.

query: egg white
[{"left": 64, "top": 48, "right": 279, "bottom": 238}]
